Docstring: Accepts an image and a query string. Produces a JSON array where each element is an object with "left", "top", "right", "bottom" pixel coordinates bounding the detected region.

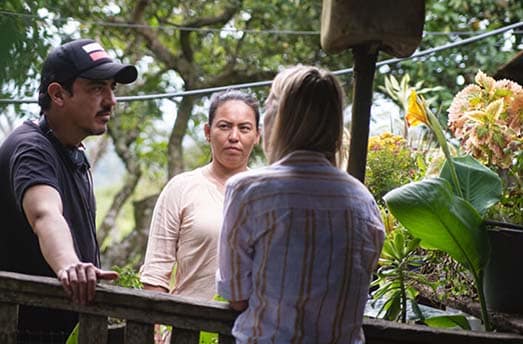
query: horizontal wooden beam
[{"left": 1, "top": 271, "right": 523, "bottom": 344}]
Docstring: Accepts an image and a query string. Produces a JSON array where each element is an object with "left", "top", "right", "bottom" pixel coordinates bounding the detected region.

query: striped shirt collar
[{"left": 274, "top": 150, "right": 331, "bottom": 166}]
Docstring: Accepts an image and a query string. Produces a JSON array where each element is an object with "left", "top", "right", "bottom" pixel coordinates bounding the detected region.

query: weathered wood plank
[
  {"left": 79, "top": 313, "right": 108, "bottom": 344},
  {"left": 170, "top": 328, "right": 199, "bottom": 343},
  {"left": 0, "top": 302, "right": 18, "bottom": 344},
  {"left": 125, "top": 320, "right": 154, "bottom": 344},
  {"left": 364, "top": 318, "right": 523, "bottom": 344},
  {"left": 0, "top": 271, "right": 236, "bottom": 335},
  {"left": 1, "top": 271, "right": 523, "bottom": 344}
]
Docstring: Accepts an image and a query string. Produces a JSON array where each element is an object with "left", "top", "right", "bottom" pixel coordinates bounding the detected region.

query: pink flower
[{"left": 448, "top": 70, "right": 523, "bottom": 169}]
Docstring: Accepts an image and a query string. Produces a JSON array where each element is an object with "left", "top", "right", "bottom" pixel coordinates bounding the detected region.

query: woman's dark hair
[{"left": 208, "top": 89, "right": 260, "bottom": 129}]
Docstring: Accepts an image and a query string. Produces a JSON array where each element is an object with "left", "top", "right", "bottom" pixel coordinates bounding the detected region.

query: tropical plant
[
  {"left": 371, "top": 227, "right": 428, "bottom": 323},
  {"left": 383, "top": 90, "right": 502, "bottom": 331},
  {"left": 371, "top": 212, "right": 473, "bottom": 330}
]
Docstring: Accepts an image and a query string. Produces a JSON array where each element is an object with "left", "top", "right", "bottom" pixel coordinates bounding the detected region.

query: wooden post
[
  {"left": 126, "top": 320, "right": 154, "bottom": 344},
  {"left": 170, "top": 328, "right": 200, "bottom": 343},
  {"left": 321, "top": 0, "right": 425, "bottom": 182},
  {"left": 79, "top": 313, "right": 108, "bottom": 344},
  {"left": 0, "top": 302, "right": 18, "bottom": 344},
  {"left": 347, "top": 44, "right": 379, "bottom": 182}
]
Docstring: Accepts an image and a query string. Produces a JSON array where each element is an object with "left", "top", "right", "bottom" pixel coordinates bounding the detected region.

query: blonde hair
[{"left": 266, "top": 65, "right": 345, "bottom": 164}]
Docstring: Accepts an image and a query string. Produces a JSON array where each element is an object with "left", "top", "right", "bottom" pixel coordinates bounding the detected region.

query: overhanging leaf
[{"left": 383, "top": 177, "right": 487, "bottom": 273}]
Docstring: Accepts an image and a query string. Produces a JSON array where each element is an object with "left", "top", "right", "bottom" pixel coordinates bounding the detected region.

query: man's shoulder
[{"left": 1, "top": 120, "right": 50, "bottom": 152}]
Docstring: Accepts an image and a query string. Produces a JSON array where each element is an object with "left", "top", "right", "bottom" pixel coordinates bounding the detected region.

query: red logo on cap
[{"left": 89, "top": 51, "right": 109, "bottom": 61}]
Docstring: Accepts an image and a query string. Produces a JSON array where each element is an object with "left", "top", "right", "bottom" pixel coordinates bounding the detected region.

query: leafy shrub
[
  {"left": 112, "top": 264, "right": 143, "bottom": 289},
  {"left": 366, "top": 132, "right": 422, "bottom": 204}
]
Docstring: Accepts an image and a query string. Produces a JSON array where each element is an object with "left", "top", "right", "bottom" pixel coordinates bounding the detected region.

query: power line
[
  {"left": 0, "top": 10, "right": 318, "bottom": 35},
  {"left": 333, "top": 21, "right": 523, "bottom": 76},
  {"left": 2, "top": 10, "right": 522, "bottom": 37},
  {"left": 1, "top": 18, "right": 522, "bottom": 104}
]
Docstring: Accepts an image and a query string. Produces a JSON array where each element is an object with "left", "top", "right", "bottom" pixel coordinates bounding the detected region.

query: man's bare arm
[{"left": 23, "top": 184, "right": 118, "bottom": 304}]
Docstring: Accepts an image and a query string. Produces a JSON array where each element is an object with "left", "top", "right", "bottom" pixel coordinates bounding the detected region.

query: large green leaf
[
  {"left": 423, "top": 315, "right": 471, "bottom": 330},
  {"left": 440, "top": 156, "right": 502, "bottom": 215},
  {"left": 383, "top": 177, "right": 487, "bottom": 273},
  {"left": 66, "top": 323, "right": 79, "bottom": 344}
]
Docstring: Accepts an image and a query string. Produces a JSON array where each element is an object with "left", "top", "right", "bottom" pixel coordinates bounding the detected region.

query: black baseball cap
[{"left": 39, "top": 38, "right": 138, "bottom": 94}]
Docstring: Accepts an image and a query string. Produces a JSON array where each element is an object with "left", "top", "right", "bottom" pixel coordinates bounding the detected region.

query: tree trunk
[
  {"left": 98, "top": 170, "right": 142, "bottom": 252},
  {"left": 167, "top": 96, "right": 196, "bottom": 178},
  {"left": 87, "top": 135, "right": 110, "bottom": 169},
  {"left": 99, "top": 113, "right": 143, "bottom": 266},
  {"left": 102, "top": 194, "right": 159, "bottom": 269}
]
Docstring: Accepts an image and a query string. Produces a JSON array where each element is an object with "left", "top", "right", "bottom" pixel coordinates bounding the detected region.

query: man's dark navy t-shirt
[{"left": 0, "top": 119, "right": 100, "bottom": 337}]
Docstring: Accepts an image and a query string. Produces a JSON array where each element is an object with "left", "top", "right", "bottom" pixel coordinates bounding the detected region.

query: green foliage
[
  {"left": 489, "top": 170, "right": 523, "bottom": 225},
  {"left": 366, "top": 133, "right": 422, "bottom": 204},
  {"left": 383, "top": 152, "right": 503, "bottom": 331},
  {"left": 423, "top": 315, "right": 471, "bottom": 330},
  {"left": 95, "top": 184, "right": 136, "bottom": 248},
  {"left": 66, "top": 323, "right": 79, "bottom": 344},
  {"left": 371, "top": 227, "right": 432, "bottom": 323},
  {"left": 440, "top": 156, "right": 502, "bottom": 215},
  {"left": 422, "top": 251, "right": 476, "bottom": 302},
  {"left": 384, "top": 178, "right": 486, "bottom": 276},
  {"left": 380, "top": 74, "right": 444, "bottom": 120},
  {"left": 4, "top": 0, "right": 523, "bottom": 292},
  {"left": 112, "top": 265, "right": 143, "bottom": 289},
  {"left": 0, "top": 0, "right": 52, "bottom": 98},
  {"left": 199, "top": 331, "right": 218, "bottom": 344}
]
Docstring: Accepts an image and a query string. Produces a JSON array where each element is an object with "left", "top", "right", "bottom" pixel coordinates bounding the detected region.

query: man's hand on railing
[{"left": 57, "top": 262, "right": 119, "bottom": 305}]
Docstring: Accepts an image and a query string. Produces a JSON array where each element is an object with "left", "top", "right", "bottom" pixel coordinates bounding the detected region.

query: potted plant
[
  {"left": 383, "top": 88, "right": 504, "bottom": 331},
  {"left": 447, "top": 71, "right": 523, "bottom": 314}
]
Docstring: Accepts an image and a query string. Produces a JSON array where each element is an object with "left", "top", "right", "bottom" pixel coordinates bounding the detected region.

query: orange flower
[{"left": 405, "top": 90, "right": 429, "bottom": 127}]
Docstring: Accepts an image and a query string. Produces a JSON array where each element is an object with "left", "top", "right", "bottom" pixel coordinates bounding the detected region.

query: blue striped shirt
[{"left": 217, "top": 150, "right": 385, "bottom": 343}]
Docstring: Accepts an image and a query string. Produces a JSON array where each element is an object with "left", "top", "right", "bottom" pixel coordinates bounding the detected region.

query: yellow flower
[{"left": 406, "top": 90, "right": 429, "bottom": 127}]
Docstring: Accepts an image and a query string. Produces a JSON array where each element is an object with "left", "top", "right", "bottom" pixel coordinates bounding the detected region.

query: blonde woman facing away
[
  {"left": 217, "top": 66, "right": 385, "bottom": 343},
  {"left": 140, "top": 90, "right": 260, "bottom": 301}
]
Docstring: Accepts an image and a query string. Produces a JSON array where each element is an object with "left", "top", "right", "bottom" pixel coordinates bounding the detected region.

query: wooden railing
[
  {"left": 0, "top": 271, "right": 236, "bottom": 344},
  {"left": 1, "top": 271, "right": 523, "bottom": 344}
]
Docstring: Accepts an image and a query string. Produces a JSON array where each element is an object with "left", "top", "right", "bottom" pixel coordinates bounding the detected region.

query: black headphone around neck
[{"left": 38, "top": 116, "right": 90, "bottom": 172}]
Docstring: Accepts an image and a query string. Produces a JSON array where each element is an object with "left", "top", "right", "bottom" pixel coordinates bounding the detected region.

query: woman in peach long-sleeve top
[{"left": 140, "top": 89, "right": 260, "bottom": 301}]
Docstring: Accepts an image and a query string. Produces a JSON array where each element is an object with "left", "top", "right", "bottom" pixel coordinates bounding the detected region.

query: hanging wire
[
  {"left": 0, "top": 9, "right": 318, "bottom": 35},
  {"left": 1, "top": 9, "right": 521, "bottom": 37},
  {"left": 1, "top": 11, "right": 522, "bottom": 104}
]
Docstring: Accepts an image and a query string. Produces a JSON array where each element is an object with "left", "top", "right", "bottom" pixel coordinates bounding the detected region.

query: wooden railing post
[
  {"left": 0, "top": 302, "right": 18, "bottom": 344},
  {"left": 125, "top": 320, "right": 154, "bottom": 344},
  {"left": 79, "top": 313, "right": 108, "bottom": 344},
  {"left": 170, "top": 328, "right": 200, "bottom": 343}
]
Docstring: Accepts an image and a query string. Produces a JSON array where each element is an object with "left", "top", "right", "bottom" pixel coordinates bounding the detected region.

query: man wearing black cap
[{"left": 0, "top": 38, "right": 138, "bottom": 342}]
